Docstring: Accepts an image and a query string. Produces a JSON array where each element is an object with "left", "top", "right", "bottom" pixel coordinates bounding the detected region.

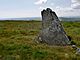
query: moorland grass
[{"left": 0, "top": 20, "right": 80, "bottom": 60}]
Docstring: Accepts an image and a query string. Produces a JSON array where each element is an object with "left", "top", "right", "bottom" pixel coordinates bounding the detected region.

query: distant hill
[
  {"left": 0, "top": 17, "right": 80, "bottom": 21},
  {"left": 0, "top": 17, "right": 41, "bottom": 21},
  {"left": 59, "top": 17, "right": 80, "bottom": 21}
]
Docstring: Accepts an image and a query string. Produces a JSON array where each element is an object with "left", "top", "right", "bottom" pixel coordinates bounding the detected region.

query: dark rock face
[{"left": 38, "top": 8, "right": 70, "bottom": 46}]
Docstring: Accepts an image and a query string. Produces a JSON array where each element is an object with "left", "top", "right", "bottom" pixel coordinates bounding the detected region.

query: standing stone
[{"left": 38, "top": 8, "right": 70, "bottom": 45}]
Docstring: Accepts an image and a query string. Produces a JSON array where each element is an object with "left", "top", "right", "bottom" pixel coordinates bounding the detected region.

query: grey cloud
[
  {"left": 34, "top": 0, "right": 47, "bottom": 5},
  {"left": 71, "top": 0, "right": 80, "bottom": 9},
  {"left": 73, "top": 4, "right": 80, "bottom": 9}
]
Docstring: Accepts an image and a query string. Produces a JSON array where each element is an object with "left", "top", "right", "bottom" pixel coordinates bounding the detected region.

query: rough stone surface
[
  {"left": 72, "top": 45, "right": 80, "bottom": 55},
  {"left": 38, "top": 8, "right": 70, "bottom": 45}
]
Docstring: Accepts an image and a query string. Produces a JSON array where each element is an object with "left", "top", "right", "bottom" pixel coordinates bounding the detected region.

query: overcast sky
[{"left": 0, "top": 0, "right": 80, "bottom": 18}]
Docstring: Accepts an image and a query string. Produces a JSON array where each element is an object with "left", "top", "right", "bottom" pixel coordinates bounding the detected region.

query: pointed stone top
[
  {"left": 41, "top": 8, "right": 59, "bottom": 21},
  {"left": 41, "top": 8, "right": 53, "bottom": 14},
  {"left": 46, "top": 8, "right": 52, "bottom": 12},
  {"left": 42, "top": 8, "right": 55, "bottom": 13}
]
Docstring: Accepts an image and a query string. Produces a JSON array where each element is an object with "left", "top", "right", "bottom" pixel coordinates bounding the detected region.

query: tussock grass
[{"left": 0, "top": 21, "right": 80, "bottom": 60}]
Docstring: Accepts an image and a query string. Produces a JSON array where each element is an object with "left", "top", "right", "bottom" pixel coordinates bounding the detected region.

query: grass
[{"left": 0, "top": 20, "right": 80, "bottom": 60}]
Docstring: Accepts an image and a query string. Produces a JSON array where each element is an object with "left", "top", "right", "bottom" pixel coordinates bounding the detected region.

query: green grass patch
[{"left": 0, "top": 21, "right": 80, "bottom": 60}]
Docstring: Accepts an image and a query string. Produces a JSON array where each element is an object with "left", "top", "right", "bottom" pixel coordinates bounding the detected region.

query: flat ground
[{"left": 0, "top": 20, "right": 80, "bottom": 60}]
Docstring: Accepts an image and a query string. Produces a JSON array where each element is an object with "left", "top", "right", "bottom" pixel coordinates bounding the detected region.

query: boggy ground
[{"left": 0, "top": 20, "right": 80, "bottom": 60}]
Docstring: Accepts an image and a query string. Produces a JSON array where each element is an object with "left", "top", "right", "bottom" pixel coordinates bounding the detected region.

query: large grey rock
[{"left": 38, "top": 8, "right": 70, "bottom": 45}]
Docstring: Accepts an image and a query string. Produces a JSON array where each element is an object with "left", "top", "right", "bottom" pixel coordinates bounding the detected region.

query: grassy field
[{"left": 0, "top": 20, "right": 80, "bottom": 60}]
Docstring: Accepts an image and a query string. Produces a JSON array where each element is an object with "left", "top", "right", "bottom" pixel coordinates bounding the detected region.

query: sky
[{"left": 0, "top": 0, "right": 80, "bottom": 18}]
